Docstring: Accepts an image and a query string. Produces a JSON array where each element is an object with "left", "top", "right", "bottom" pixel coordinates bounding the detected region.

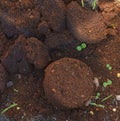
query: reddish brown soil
[
  {"left": 0, "top": 0, "right": 120, "bottom": 121},
  {"left": 67, "top": 1, "right": 107, "bottom": 43},
  {"left": 44, "top": 57, "right": 94, "bottom": 109},
  {"left": 2, "top": 36, "right": 50, "bottom": 74}
]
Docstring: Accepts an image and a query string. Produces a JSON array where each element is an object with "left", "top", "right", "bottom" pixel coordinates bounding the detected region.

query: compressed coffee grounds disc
[{"left": 43, "top": 57, "right": 94, "bottom": 109}]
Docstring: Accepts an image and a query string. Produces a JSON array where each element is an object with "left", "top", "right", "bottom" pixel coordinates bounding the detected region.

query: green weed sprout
[
  {"left": 90, "top": 102, "right": 105, "bottom": 108},
  {"left": 103, "top": 79, "right": 112, "bottom": 88},
  {"left": 101, "top": 94, "right": 113, "bottom": 102},
  {"left": 76, "top": 42, "right": 87, "bottom": 51},
  {"left": 95, "top": 92, "right": 100, "bottom": 99},
  {"left": 81, "top": 0, "right": 85, "bottom": 7},
  {"left": 91, "top": 0, "right": 98, "bottom": 10},
  {"left": 81, "top": 42, "right": 87, "bottom": 49},
  {"left": 90, "top": 94, "right": 113, "bottom": 108},
  {"left": 81, "top": 0, "right": 98, "bottom": 10},
  {"left": 1, "top": 103, "right": 18, "bottom": 115},
  {"left": 76, "top": 46, "right": 82, "bottom": 51},
  {"left": 106, "top": 64, "right": 112, "bottom": 70}
]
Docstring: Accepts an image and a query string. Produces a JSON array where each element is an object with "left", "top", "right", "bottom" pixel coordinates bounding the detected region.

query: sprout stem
[
  {"left": 81, "top": 0, "right": 84, "bottom": 7},
  {"left": 1, "top": 103, "right": 18, "bottom": 115},
  {"left": 101, "top": 94, "right": 113, "bottom": 102},
  {"left": 90, "top": 102, "right": 105, "bottom": 108}
]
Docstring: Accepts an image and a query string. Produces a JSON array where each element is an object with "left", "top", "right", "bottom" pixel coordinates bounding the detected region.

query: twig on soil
[{"left": 1, "top": 103, "right": 18, "bottom": 115}]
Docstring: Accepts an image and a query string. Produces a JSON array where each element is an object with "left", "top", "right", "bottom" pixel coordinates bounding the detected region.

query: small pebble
[
  {"left": 52, "top": 88, "right": 56, "bottom": 93},
  {"left": 89, "top": 111, "right": 94, "bottom": 115},
  {"left": 17, "top": 107, "right": 20, "bottom": 110},
  {"left": 6, "top": 81, "right": 13, "bottom": 88},
  {"left": 18, "top": 74, "right": 21, "bottom": 79},
  {"left": 116, "top": 95, "right": 120, "bottom": 101},
  {"left": 112, "top": 108, "right": 117, "bottom": 112},
  {"left": 117, "top": 73, "right": 120, "bottom": 78},
  {"left": 93, "top": 77, "right": 99, "bottom": 88},
  {"left": 85, "top": 99, "right": 91, "bottom": 106},
  {"left": 14, "top": 88, "right": 19, "bottom": 92}
]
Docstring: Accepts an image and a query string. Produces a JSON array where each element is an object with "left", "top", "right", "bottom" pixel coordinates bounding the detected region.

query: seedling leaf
[
  {"left": 107, "top": 79, "right": 112, "bottom": 85},
  {"left": 103, "top": 82, "right": 108, "bottom": 87}
]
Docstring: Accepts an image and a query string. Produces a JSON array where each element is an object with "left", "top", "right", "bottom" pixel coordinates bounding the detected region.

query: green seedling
[
  {"left": 90, "top": 102, "right": 105, "bottom": 108},
  {"left": 101, "top": 94, "right": 113, "bottom": 102},
  {"left": 81, "top": 0, "right": 97, "bottom": 10},
  {"left": 81, "top": 0, "right": 84, "bottom": 7},
  {"left": 91, "top": 0, "right": 98, "bottom": 10},
  {"left": 81, "top": 42, "right": 87, "bottom": 49},
  {"left": 76, "top": 46, "right": 82, "bottom": 51},
  {"left": 107, "top": 79, "right": 112, "bottom": 85},
  {"left": 103, "top": 82, "right": 108, "bottom": 88},
  {"left": 95, "top": 92, "right": 100, "bottom": 99},
  {"left": 103, "top": 79, "right": 112, "bottom": 88},
  {"left": 76, "top": 42, "right": 87, "bottom": 51},
  {"left": 106, "top": 64, "right": 112, "bottom": 70},
  {"left": 1, "top": 103, "right": 18, "bottom": 115}
]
